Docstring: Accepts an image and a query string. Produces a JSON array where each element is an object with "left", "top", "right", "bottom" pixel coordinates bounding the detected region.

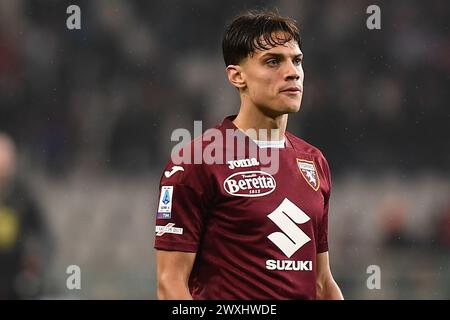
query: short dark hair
[{"left": 222, "top": 10, "right": 301, "bottom": 66}]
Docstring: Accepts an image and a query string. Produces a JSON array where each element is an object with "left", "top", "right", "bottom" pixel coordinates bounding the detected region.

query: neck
[{"left": 232, "top": 103, "right": 288, "bottom": 141}]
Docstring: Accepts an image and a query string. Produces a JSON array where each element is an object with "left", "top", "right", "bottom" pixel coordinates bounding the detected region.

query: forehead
[{"left": 251, "top": 38, "right": 302, "bottom": 59}]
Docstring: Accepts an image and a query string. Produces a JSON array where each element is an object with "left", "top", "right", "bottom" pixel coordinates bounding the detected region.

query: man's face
[{"left": 239, "top": 37, "right": 304, "bottom": 117}]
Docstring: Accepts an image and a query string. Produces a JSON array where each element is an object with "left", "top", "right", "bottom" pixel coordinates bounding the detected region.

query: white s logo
[{"left": 267, "top": 198, "right": 311, "bottom": 258}]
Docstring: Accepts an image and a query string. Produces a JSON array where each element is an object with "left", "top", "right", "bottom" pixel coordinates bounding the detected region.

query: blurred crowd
[
  {"left": 0, "top": 0, "right": 449, "bottom": 299},
  {"left": 0, "top": 134, "right": 52, "bottom": 299}
]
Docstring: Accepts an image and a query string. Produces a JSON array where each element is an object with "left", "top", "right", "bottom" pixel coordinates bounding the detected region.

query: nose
[{"left": 285, "top": 61, "right": 301, "bottom": 81}]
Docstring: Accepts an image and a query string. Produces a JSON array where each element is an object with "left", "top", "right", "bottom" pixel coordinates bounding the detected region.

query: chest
[{"left": 210, "top": 153, "right": 326, "bottom": 233}]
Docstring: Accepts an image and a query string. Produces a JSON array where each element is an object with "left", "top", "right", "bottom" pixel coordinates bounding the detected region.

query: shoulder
[
  {"left": 286, "top": 131, "right": 332, "bottom": 184},
  {"left": 286, "top": 132, "right": 328, "bottom": 161},
  {"left": 160, "top": 123, "right": 224, "bottom": 186}
]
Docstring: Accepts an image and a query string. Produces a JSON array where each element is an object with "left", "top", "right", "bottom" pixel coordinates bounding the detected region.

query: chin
[
  {"left": 258, "top": 100, "right": 301, "bottom": 117},
  {"left": 281, "top": 103, "right": 301, "bottom": 114},
  {"left": 280, "top": 98, "right": 302, "bottom": 113},
  {"left": 263, "top": 106, "right": 300, "bottom": 118}
]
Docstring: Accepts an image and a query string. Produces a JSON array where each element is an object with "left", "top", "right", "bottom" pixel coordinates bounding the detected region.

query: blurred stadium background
[{"left": 0, "top": 0, "right": 449, "bottom": 299}]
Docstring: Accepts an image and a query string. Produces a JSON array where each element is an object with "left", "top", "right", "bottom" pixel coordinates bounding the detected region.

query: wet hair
[{"left": 222, "top": 10, "right": 301, "bottom": 66}]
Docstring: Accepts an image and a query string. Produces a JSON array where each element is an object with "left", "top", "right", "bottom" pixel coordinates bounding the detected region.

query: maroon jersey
[{"left": 154, "top": 115, "right": 331, "bottom": 299}]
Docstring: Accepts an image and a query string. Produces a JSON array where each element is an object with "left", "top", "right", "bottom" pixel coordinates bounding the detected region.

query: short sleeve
[
  {"left": 317, "top": 155, "right": 331, "bottom": 253},
  {"left": 154, "top": 162, "right": 211, "bottom": 253}
]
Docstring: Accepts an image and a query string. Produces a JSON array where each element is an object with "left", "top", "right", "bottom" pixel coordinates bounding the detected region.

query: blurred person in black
[{"left": 0, "top": 133, "right": 53, "bottom": 299}]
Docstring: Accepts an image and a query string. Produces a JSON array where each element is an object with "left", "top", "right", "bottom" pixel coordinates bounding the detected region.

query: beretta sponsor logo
[{"left": 223, "top": 170, "right": 276, "bottom": 197}]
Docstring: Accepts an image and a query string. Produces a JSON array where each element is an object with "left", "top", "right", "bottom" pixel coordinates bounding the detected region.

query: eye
[
  {"left": 266, "top": 58, "right": 279, "bottom": 66},
  {"left": 293, "top": 57, "right": 303, "bottom": 66}
]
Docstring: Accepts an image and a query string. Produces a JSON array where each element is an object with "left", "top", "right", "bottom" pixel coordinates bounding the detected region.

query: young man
[{"left": 154, "top": 11, "right": 343, "bottom": 300}]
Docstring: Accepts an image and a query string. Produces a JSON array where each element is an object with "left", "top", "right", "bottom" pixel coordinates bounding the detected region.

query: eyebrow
[{"left": 260, "top": 52, "right": 303, "bottom": 60}]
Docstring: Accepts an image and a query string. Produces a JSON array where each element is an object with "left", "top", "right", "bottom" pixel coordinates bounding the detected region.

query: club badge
[{"left": 296, "top": 159, "right": 320, "bottom": 191}]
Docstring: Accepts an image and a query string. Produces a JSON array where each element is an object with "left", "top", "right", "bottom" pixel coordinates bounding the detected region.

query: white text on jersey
[
  {"left": 266, "top": 259, "right": 312, "bottom": 271},
  {"left": 227, "top": 157, "right": 259, "bottom": 170}
]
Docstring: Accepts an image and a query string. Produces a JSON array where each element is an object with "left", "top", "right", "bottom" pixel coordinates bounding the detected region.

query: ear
[{"left": 226, "top": 65, "right": 246, "bottom": 90}]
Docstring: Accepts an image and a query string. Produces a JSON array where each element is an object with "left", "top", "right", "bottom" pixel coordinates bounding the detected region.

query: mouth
[{"left": 280, "top": 87, "right": 302, "bottom": 95}]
